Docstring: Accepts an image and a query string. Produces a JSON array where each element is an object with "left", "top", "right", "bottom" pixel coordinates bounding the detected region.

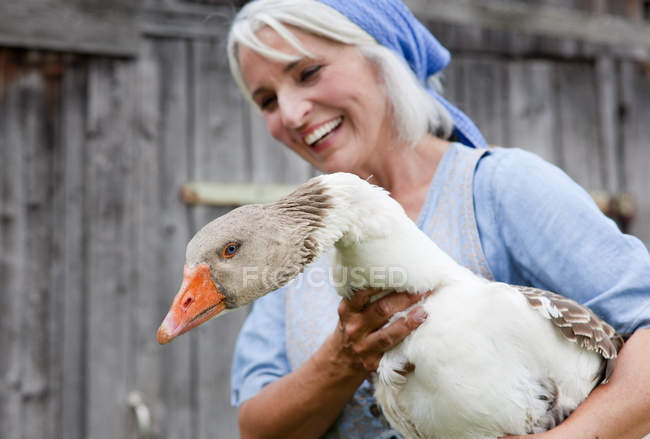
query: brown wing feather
[{"left": 515, "top": 286, "right": 624, "bottom": 383}]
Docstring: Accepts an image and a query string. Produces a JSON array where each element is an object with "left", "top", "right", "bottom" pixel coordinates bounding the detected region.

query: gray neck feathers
[
  {"left": 263, "top": 178, "right": 334, "bottom": 284},
  {"left": 261, "top": 173, "right": 468, "bottom": 297},
  {"left": 263, "top": 173, "right": 405, "bottom": 275}
]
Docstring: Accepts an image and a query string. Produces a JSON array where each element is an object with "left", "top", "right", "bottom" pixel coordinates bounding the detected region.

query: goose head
[
  {"left": 156, "top": 172, "right": 427, "bottom": 344},
  {"left": 157, "top": 178, "right": 337, "bottom": 344}
]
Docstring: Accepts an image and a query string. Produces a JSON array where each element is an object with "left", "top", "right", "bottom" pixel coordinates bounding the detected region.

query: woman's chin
[
  {"left": 320, "top": 159, "right": 360, "bottom": 175},
  {"left": 300, "top": 141, "right": 364, "bottom": 175}
]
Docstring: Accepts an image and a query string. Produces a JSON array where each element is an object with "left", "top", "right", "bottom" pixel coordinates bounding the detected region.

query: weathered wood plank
[
  {"left": 20, "top": 67, "right": 56, "bottom": 439},
  {"left": 154, "top": 38, "right": 195, "bottom": 439},
  {"left": 517, "top": 0, "right": 594, "bottom": 13},
  {"left": 450, "top": 56, "right": 508, "bottom": 146},
  {"left": 0, "top": 66, "right": 60, "bottom": 439},
  {"left": 139, "top": 4, "right": 235, "bottom": 40},
  {"left": 189, "top": 39, "right": 247, "bottom": 184},
  {"left": 0, "top": 64, "right": 60, "bottom": 439},
  {"left": 554, "top": 61, "right": 604, "bottom": 190},
  {"left": 603, "top": 0, "right": 644, "bottom": 20},
  {"left": 620, "top": 61, "right": 650, "bottom": 245},
  {"left": 182, "top": 182, "right": 298, "bottom": 206},
  {"left": 45, "top": 55, "right": 65, "bottom": 439},
  {"left": 131, "top": 38, "right": 166, "bottom": 439},
  {"left": 0, "top": 51, "right": 27, "bottom": 439},
  {"left": 0, "top": 0, "right": 138, "bottom": 57},
  {"left": 0, "top": 56, "right": 5, "bottom": 434},
  {"left": 56, "top": 60, "right": 87, "bottom": 439},
  {"left": 595, "top": 56, "right": 621, "bottom": 193},
  {"left": 85, "top": 58, "right": 136, "bottom": 439},
  {"left": 507, "top": 60, "right": 559, "bottom": 163},
  {"left": 427, "top": 17, "right": 642, "bottom": 63},
  {"left": 189, "top": 38, "right": 249, "bottom": 439},
  {"left": 196, "top": 309, "right": 246, "bottom": 439},
  {"left": 406, "top": 0, "right": 650, "bottom": 55}
]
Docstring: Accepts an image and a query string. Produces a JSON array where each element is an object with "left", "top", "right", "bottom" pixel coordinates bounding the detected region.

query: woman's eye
[
  {"left": 260, "top": 95, "right": 277, "bottom": 110},
  {"left": 221, "top": 243, "right": 239, "bottom": 258},
  {"left": 300, "top": 65, "right": 322, "bottom": 81}
]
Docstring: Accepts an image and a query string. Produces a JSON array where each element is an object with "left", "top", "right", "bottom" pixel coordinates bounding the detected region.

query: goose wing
[{"left": 515, "top": 286, "right": 624, "bottom": 382}]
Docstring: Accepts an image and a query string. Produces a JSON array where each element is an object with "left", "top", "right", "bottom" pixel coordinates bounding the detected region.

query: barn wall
[
  {"left": 0, "top": 38, "right": 312, "bottom": 439},
  {"left": 0, "top": 1, "right": 649, "bottom": 439}
]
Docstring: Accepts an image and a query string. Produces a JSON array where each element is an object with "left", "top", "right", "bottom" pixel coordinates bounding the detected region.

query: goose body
[{"left": 158, "top": 172, "right": 625, "bottom": 439}]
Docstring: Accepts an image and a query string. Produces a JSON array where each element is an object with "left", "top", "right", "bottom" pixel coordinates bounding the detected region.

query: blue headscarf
[{"left": 318, "top": 0, "right": 486, "bottom": 148}]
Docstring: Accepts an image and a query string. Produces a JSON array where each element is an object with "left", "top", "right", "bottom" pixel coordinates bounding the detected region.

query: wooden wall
[
  {"left": 0, "top": 1, "right": 649, "bottom": 438},
  {"left": 428, "top": 19, "right": 650, "bottom": 243},
  {"left": 0, "top": 39, "right": 311, "bottom": 439}
]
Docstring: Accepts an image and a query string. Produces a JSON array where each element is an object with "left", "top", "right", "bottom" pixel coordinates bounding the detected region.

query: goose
[{"left": 157, "top": 172, "right": 630, "bottom": 439}]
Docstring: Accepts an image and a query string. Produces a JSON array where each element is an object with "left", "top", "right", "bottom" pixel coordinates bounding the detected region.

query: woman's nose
[{"left": 278, "top": 91, "right": 311, "bottom": 129}]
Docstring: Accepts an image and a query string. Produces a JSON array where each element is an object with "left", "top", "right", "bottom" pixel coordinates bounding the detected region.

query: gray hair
[{"left": 227, "top": 0, "right": 453, "bottom": 145}]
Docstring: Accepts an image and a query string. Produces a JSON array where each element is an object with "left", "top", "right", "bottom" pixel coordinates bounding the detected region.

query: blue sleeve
[
  {"left": 475, "top": 148, "right": 650, "bottom": 335},
  {"left": 230, "top": 287, "right": 291, "bottom": 406}
]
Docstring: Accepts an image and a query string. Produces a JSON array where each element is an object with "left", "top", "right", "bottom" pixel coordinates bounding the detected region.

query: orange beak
[{"left": 157, "top": 263, "right": 227, "bottom": 345}]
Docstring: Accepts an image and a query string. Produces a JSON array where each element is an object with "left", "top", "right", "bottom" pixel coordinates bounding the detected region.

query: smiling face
[{"left": 238, "top": 26, "right": 398, "bottom": 175}]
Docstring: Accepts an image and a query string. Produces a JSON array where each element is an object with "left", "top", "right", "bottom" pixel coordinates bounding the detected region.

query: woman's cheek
[{"left": 265, "top": 114, "right": 285, "bottom": 142}]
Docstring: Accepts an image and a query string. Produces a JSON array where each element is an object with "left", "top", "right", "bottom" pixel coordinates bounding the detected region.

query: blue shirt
[{"left": 231, "top": 146, "right": 650, "bottom": 407}]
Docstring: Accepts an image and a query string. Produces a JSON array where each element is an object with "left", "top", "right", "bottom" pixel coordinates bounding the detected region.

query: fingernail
[{"left": 412, "top": 307, "right": 427, "bottom": 323}]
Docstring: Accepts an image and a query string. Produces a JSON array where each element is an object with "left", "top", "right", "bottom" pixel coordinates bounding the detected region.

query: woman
[{"left": 227, "top": 1, "right": 650, "bottom": 438}]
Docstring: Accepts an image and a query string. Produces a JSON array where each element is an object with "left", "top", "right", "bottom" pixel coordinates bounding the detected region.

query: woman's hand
[
  {"left": 333, "top": 288, "right": 429, "bottom": 372},
  {"left": 239, "top": 288, "right": 428, "bottom": 439}
]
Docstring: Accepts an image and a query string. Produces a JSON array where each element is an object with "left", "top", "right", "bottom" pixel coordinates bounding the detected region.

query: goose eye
[{"left": 222, "top": 243, "right": 239, "bottom": 259}]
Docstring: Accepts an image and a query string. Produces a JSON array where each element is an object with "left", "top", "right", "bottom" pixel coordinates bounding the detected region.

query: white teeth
[{"left": 304, "top": 117, "right": 343, "bottom": 146}]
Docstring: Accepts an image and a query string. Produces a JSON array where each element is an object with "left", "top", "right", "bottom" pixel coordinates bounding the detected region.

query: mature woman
[{"left": 226, "top": 1, "right": 650, "bottom": 438}]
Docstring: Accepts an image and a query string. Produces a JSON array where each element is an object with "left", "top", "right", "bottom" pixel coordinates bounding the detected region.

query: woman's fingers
[
  {"left": 336, "top": 289, "right": 430, "bottom": 371},
  {"left": 355, "top": 306, "right": 428, "bottom": 370},
  {"left": 343, "top": 288, "right": 375, "bottom": 312},
  {"left": 363, "top": 292, "right": 423, "bottom": 331},
  {"left": 339, "top": 289, "right": 427, "bottom": 333}
]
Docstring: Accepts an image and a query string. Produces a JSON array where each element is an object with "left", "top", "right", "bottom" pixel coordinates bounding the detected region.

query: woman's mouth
[{"left": 304, "top": 116, "right": 343, "bottom": 147}]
